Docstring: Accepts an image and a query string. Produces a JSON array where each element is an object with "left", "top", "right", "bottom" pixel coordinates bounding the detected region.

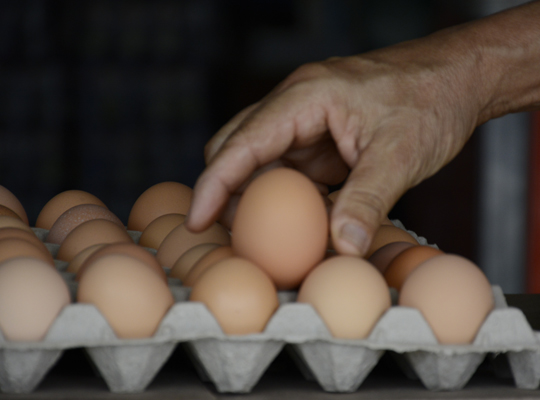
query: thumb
[{"left": 330, "top": 151, "right": 409, "bottom": 257}]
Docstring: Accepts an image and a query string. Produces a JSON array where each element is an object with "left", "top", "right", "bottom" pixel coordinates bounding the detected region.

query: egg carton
[{"left": 1, "top": 227, "right": 540, "bottom": 394}]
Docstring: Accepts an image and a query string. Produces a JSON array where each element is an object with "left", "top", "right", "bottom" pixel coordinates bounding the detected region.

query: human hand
[{"left": 185, "top": 2, "right": 540, "bottom": 256}]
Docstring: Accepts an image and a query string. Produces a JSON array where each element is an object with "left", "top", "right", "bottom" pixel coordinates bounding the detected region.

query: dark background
[{"left": 0, "top": 0, "right": 479, "bottom": 260}]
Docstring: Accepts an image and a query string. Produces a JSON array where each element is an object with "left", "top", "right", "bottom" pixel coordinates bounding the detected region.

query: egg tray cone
[{"left": 2, "top": 227, "right": 540, "bottom": 394}]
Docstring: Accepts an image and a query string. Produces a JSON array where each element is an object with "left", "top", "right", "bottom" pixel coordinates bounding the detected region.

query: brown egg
[
  {"left": 0, "top": 227, "right": 50, "bottom": 255},
  {"left": 232, "top": 168, "right": 328, "bottom": 290},
  {"left": 298, "top": 256, "right": 391, "bottom": 339},
  {"left": 190, "top": 257, "right": 279, "bottom": 335},
  {"left": 368, "top": 241, "right": 416, "bottom": 274},
  {"left": 169, "top": 243, "right": 221, "bottom": 281},
  {"left": 127, "top": 182, "right": 193, "bottom": 232},
  {"left": 0, "top": 216, "right": 33, "bottom": 232},
  {"left": 66, "top": 244, "right": 106, "bottom": 274},
  {"left": 0, "top": 205, "right": 22, "bottom": 220},
  {"left": 384, "top": 245, "right": 445, "bottom": 291},
  {"left": 47, "top": 204, "right": 124, "bottom": 245},
  {"left": 36, "top": 190, "right": 107, "bottom": 230},
  {"left": 366, "top": 225, "right": 418, "bottom": 258},
  {"left": 183, "top": 246, "right": 235, "bottom": 287},
  {"left": 138, "top": 213, "right": 186, "bottom": 249},
  {"left": 0, "top": 186, "right": 28, "bottom": 225},
  {"left": 57, "top": 219, "right": 132, "bottom": 262},
  {"left": 157, "top": 222, "right": 230, "bottom": 268},
  {"left": 399, "top": 255, "right": 494, "bottom": 344},
  {"left": 78, "top": 254, "right": 174, "bottom": 339},
  {"left": 76, "top": 242, "right": 166, "bottom": 282},
  {"left": 0, "top": 257, "right": 70, "bottom": 341},
  {"left": 0, "top": 238, "right": 55, "bottom": 267}
]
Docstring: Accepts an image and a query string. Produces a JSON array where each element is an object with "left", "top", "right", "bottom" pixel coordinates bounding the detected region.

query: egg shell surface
[
  {"left": 231, "top": 168, "right": 328, "bottom": 290},
  {"left": 0, "top": 186, "right": 28, "bottom": 224},
  {"left": 57, "top": 219, "right": 132, "bottom": 262},
  {"left": 36, "top": 190, "right": 107, "bottom": 230},
  {"left": 384, "top": 245, "right": 444, "bottom": 291},
  {"left": 190, "top": 257, "right": 279, "bottom": 335},
  {"left": 183, "top": 246, "right": 234, "bottom": 287},
  {"left": 77, "top": 253, "right": 174, "bottom": 339},
  {"left": 157, "top": 222, "right": 230, "bottom": 268},
  {"left": 127, "top": 182, "right": 192, "bottom": 232},
  {"left": 0, "top": 257, "right": 70, "bottom": 341},
  {"left": 297, "top": 256, "right": 391, "bottom": 339},
  {"left": 47, "top": 204, "right": 124, "bottom": 245},
  {"left": 399, "top": 254, "right": 494, "bottom": 344},
  {"left": 139, "top": 213, "right": 186, "bottom": 249},
  {"left": 170, "top": 243, "right": 221, "bottom": 281}
]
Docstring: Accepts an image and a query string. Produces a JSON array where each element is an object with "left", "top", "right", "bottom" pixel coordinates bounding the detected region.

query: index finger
[{"left": 185, "top": 87, "right": 329, "bottom": 232}]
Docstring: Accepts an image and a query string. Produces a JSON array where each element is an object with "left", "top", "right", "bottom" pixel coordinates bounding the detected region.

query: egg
[
  {"left": 78, "top": 254, "right": 174, "bottom": 339},
  {"left": 0, "top": 227, "right": 50, "bottom": 253},
  {"left": 46, "top": 204, "right": 124, "bottom": 245},
  {"left": 232, "top": 168, "right": 328, "bottom": 290},
  {"left": 183, "top": 246, "right": 234, "bottom": 287},
  {"left": 297, "top": 256, "right": 391, "bottom": 339},
  {"left": 0, "top": 216, "right": 33, "bottom": 232},
  {"left": 399, "top": 254, "right": 494, "bottom": 344},
  {"left": 66, "top": 243, "right": 106, "bottom": 274},
  {"left": 0, "top": 185, "right": 28, "bottom": 224},
  {"left": 157, "top": 222, "right": 230, "bottom": 268},
  {"left": 384, "top": 245, "right": 444, "bottom": 291},
  {"left": 368, "top": 241, "right": 416, "bottom": 274},
  {"left": 169, "top": 243, "right": 221, "bottom": 281},
  {"left": 76, "top": 242, "right": 166, "bottom": 282},
  {"left": 36, "top": 190, "right": 107, "bottom": 230},
  {"left": 0, "top": 237, "right": 55, "bottom": 267},
  {"left": 0, "top": 257, "right": 70, "bottom": 341},
  {"left": 138, "top": 213, "right": 186, "bottom": 249},
  {"left": 127, "top": 182, "right": 193, "bottom": 232},
  {"left": 0, "top": 204, "right": 23, "bottom": 220},
  {"left": 57, "top": 219, "right": 132, "bottom": 262},
  {"left": 190, "top": 257, "right": 279, "bottom": 335},
  {"left": 366, "top": 225, "right": 418, "bottom": 258}
]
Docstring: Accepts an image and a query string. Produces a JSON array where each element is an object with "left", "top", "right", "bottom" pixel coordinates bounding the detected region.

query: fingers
[
  {"left": 204, "top": 103, "right": 260, "bottom": 165},
  {"left": 186, "top": 84, "right": 330, "bottom": 232},
  {"left": 330, "top": 138, "right": 411, "bottom": 257}
]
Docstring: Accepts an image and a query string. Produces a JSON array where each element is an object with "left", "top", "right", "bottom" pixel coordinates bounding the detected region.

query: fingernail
[{"left": 339, "top": 223, "right": 369, "bottom": 256}]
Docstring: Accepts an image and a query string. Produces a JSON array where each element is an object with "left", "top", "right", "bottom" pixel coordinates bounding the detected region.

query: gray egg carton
[{"left": 1, "top": 227, "right": 540, "bottom": 394}]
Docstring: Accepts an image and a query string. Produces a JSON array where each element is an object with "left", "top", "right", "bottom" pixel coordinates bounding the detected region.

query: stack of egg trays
[{"left": 1, "top": 226, "right": 540, "bottom": 394}]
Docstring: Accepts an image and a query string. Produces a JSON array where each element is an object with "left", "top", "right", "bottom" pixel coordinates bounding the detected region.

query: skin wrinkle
[{"left": 187, "top": 1, "right": 540, "bottom": 255}]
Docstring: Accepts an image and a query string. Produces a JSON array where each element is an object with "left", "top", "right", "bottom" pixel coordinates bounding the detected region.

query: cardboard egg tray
[{"left": 1, "top": 224, "right": 540, "bottom": 394}]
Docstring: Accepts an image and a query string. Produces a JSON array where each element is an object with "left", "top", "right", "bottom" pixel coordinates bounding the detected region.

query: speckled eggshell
[
  {"left": 399, "top": 254, "right": 494, "bottom": 344},
  {"left": 36, "top": 190, "right": 107, "bottom": 230},
  {"left": 57, "top": 219, "right": 132, "bottom": 262},
  {"left": 47, "top": 204, "right": 124, "bottom": 245},
  {"left": 0, "top": 257, "right": 70, "bottom": 341},
  {"left": 297, "top": 256, "right": 391, "bottom": 339},
  {"left": 190, "top": 257, "right": 279, "bottom": 335},
  {"left": 231, "top": 168, "right": 328, "bottom": 290},
  {"left": 127, "top": 182, "right": 192, "bottom": 232}
]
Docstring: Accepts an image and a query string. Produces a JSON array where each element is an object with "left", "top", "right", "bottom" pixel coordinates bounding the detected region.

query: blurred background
[{"left": 0, "top": 0, "right": 535, "bottom": 292}]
